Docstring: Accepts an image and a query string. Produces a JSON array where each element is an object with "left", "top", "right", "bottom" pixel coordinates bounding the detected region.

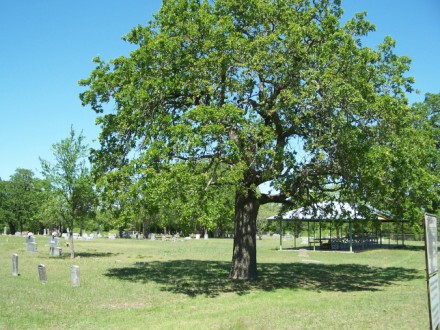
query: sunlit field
[{"left": 0, "top": 235, "right": 430, "bottom": 329}]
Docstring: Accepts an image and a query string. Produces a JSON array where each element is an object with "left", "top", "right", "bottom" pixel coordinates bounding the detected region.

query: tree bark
[
  {"left": 229, "top": 189, "right": 259, "bottom": 280},
  {"left": 69, "top": 218, "right": 75, "bottom": 259}
]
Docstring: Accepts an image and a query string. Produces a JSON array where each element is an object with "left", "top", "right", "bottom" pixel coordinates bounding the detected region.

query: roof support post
[
  {"left": 279, "top": 219, "right": 283, "bottom": 251},
  {"left": 349, "top": 221, "right": 353, "bottom": 253}
]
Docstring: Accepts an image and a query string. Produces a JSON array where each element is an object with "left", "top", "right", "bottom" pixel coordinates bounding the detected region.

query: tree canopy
[{"left": 80, "top": 0, "right": 434, "bottom": 280}]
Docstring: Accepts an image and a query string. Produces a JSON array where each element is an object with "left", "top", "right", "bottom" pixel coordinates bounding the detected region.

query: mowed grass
[{"left": 0, "top": 235, "right": 430, "bottom": 329}]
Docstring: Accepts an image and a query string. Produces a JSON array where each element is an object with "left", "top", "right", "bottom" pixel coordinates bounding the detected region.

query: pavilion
[{"left": 267, "top": 201, "right": 406, "bottom": 252}]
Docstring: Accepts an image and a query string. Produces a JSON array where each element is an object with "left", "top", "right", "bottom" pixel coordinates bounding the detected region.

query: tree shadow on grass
[
  {"left": 76, "top": 252, "right": 119, "bottom": 258},
  {"left": 104, "top": 260, "right": 422, "bottom": 298}
]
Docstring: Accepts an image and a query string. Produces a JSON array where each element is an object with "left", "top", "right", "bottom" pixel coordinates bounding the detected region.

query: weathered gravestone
[
  {"left": 49, "top": 237, "right": 62, "bottom": 257},
  {"left": 26, "top": 236, "right": 37, "bottom": 252},
  {"left": 298, "top": 249, "right": 309, "bottom": 257},
  {"left": 38, "top": 264, "right": 47, "bottom": 282},
  {"left": 12, "top": 253, "right": 18, "bottom": 276},
  {"left": 70, "top": 265, "right": 80, "bottom": 287}
]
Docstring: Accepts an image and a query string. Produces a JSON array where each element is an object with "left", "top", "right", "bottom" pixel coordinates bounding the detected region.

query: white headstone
[{"left": 70, "top": 265, "right": 80, "bottom": 287}]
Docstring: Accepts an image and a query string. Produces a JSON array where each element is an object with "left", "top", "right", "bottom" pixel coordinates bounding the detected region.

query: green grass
[{"left": 0, "top": 235, "right": 430, "bottom": 329}]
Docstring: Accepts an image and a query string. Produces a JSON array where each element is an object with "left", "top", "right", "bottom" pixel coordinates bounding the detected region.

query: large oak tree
[{"left": 80, "top": 0, "right": 423, "bottom": 280}]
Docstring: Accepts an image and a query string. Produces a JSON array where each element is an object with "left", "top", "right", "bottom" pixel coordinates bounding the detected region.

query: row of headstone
[
  {"left": 22, "top": 235, "right": 63, "bottom": 257},
  {"left": 10, "top": 254, "right": 80, "bottom": 286}
]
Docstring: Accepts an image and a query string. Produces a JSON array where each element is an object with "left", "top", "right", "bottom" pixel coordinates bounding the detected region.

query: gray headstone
[
  {"left": 27, "top": 242, "right": 37, "bottom": 252},
  {"left": 38, "top": 264, "right": 47, "bottom": 282},
  {"left": 70, "top": 265, "right": 80, "bottom": 287},
  {"left": 12, "top": 253, "right": 18, "bottom": 276},
  {"left": 298, "top": 249, "right": 309, "bottom": 257},
  {"left": 50, "top": 246, "right": 62, "bottom": 257}
]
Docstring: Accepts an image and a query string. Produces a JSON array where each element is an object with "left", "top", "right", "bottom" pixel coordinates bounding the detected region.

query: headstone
[
  {"left": 150, "top": 233, "right": 156, "bottom": 240},
  {"left": 27, "top": 242, "right": 37, "bottom": 252},
  {"left": 25, "top": 235, "right": 35, "bottom": 243},
  {"left": 49, "top": 236, "right": 62, "bottom": 257},
  {"left": 204, "top": 234, "right": 209, "bottom": 240},
  {"left": 43, "top": 228, "right": 47, "bottom": 236},
  {"left": 298, "top": 249, "right": 309, "bottom": 257},
  {"left": 49, "top": 247, "right": 62, "bottom": 257},
  {"left": 70, "top": 265, "right": 80, "bottom": 287},
  {"left": 195, "top": 234, "right": 200, "bottom": 240},
  {"left": 38, "top": 264, "right": 47, "bottom": 282},
  {"left": 3, "top": 226, "right": 6, "bottom": 235},
  {"left": 12, "top": 253, "right": 18, "bottom": 276}
]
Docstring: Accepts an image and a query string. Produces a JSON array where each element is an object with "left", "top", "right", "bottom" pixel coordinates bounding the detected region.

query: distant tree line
[{"left": 1, "top": 93, "right": 438, "bottom": 246}]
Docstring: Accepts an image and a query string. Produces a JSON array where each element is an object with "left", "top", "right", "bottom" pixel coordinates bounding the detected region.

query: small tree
[{"left": 40, "top": 128, "right": 90, "bottom": 258}]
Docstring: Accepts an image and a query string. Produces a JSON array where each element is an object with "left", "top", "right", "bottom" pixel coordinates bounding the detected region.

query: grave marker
[
  {"left": 26, "top": 236, "right": 37, "bottom": 252},
  {"left": 12, "top": 253, "right": 18, "bottom": 276},
  {"left": 49, "top": 236, "right": 62, "bottom": 257},
  {"left": 38, "top": 264, "right": 47, "bottom": 282},
  {"left": 70, "top": 265, "right": 80, "bottom": 287},
  {"left": 298, "top": 249, "right": 309, "bottom": 257}
]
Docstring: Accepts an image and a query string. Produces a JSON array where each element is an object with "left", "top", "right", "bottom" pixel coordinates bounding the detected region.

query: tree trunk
[
  {"left": 142, "top": 218, "right": 148, "bottom": 239},
  {"left": 69, "top": 218, "right": 75, "bottom": 259},
  {"left": 9, "top": 222, "right": 16, "bottom": 235},
  {"left": 229, "top": 190, "right": 259, "bottom": 280}
]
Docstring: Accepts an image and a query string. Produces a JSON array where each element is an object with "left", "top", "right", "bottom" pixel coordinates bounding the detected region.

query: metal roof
[{"left": 267, "top": 201, "right": 395, "bottom": 222}]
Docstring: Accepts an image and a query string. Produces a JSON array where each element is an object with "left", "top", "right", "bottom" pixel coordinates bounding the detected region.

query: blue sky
[{"left": 0, "top": 0, "right": 439, "bottom": 181}]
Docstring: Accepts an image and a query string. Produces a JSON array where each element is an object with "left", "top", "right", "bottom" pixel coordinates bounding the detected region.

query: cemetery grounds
[{"left": 0, "top": 235, "right": 430, "bottom": 329}]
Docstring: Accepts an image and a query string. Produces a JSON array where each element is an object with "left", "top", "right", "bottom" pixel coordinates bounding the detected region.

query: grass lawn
[{"left": 0, "top": 235, "right": 430, "bottom": 329}]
